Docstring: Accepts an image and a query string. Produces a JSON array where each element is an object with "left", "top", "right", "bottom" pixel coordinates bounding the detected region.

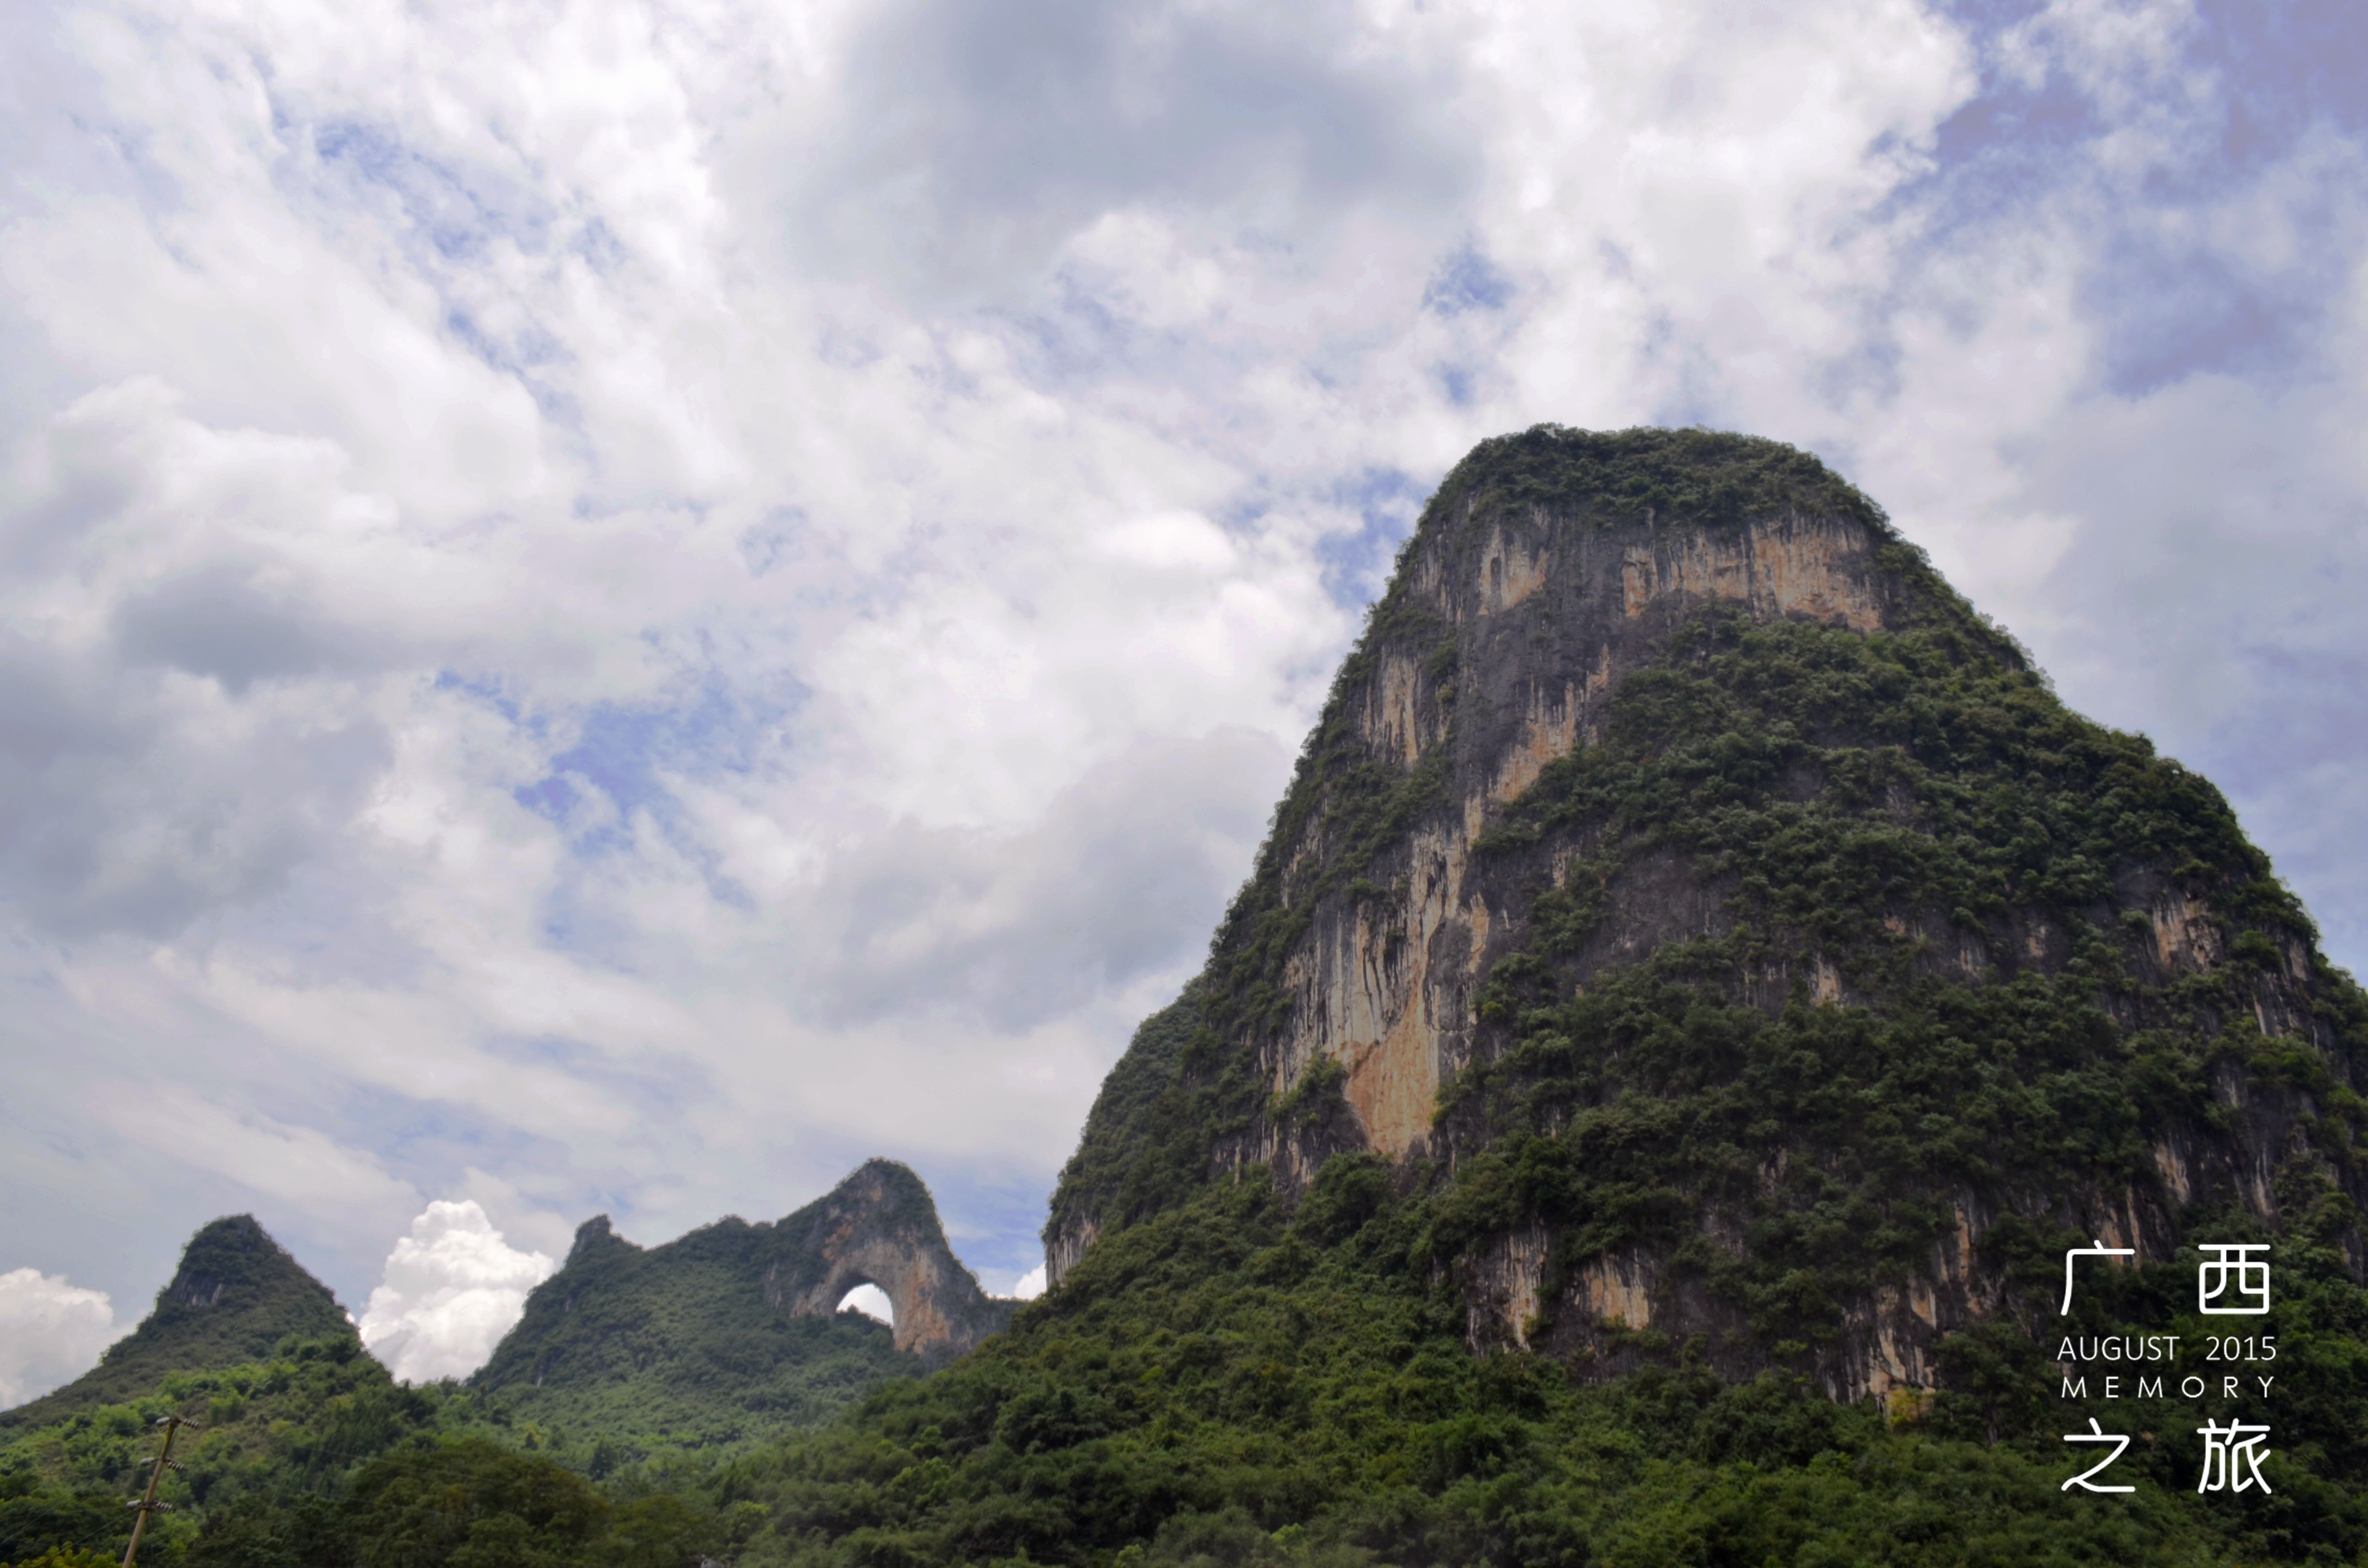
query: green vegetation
[
  {"left": 2, "top": 1335, "right": 449, "bottom": 1564},
  {"left": 475, "top": 1216, "right": 919, "bottom": 1462},
  {"left": 1, "top": 1218, "right": 359, "bottom": 1433},
  {"left": 1411, "top": 425, "right": 1894, "bottom": 542},
  {"left": 481, "top": 1310, "right": 913, "bottom": 1473},
  {"left": 1422, "top": 606, "right": 2368, "bottom": 1355},
  {"left": 706, "top": 1171, "right": 2366, "bottom": 1566},
  {"left": 16, "top": 429, "right": 2368, "bottom": 1564},
  {"left": 0, "top": 1187, "right": 938, "bottom": 1564},
  {"left": 0, "top": 1335, "right": 780, "bottom": 1567}
]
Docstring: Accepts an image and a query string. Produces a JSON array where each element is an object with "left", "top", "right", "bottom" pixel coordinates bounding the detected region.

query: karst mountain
[
  {"left": 472, "top": 1159, "right": 1013, "bottom": 1449},
  {"left": 1047, "top": 424, "right": 2364, "bottom": 1402}
]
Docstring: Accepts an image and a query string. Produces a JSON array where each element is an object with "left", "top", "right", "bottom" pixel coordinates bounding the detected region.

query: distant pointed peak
[
  {"left": 160, "top": 1214, "right": 328, "bottom": 1313},
  {"left": 2, "top": 1210, "right": 355, "bottom": 1426}
]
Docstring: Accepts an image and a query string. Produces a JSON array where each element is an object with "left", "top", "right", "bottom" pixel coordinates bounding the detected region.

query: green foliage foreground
[
  {"left": 23, "top": 1168, "right": 2367, "bottom": 1566},
  {"left": 714, "top": 1171, "right": 2367, "bottom": 1568},
  {"left": 0, "top": 1338, "right": 751, "bottom": 1568}
]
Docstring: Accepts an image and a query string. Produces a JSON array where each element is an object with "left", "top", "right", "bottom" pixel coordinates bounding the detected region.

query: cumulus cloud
[
  {"left": 0, "top": 1268, "right": 125, "bottom": 1409},
  {"left": 0, "top": 0, "right": 2364, "bottom": 1313},
  {"left": 1009, "top": 1265, "right": 1047, "bottom": 1301},
  {"left": 358, "top": 1200, "right": 555, "bottom": 1384}
]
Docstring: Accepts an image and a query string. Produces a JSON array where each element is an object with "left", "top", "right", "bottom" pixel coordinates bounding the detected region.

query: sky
[{"left": 1, "top": 0, "right": 2364, "bottom": 1402}]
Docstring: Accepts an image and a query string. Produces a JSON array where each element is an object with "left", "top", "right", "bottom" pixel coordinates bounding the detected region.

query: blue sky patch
[{"left": 1423, "top": 245, "right": 1513, "bottom": 317}]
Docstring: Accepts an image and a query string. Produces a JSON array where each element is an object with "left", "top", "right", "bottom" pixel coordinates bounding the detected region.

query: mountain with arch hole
[{"left": 466, "top": 1159, "right": 1018, "bottom": 1454}]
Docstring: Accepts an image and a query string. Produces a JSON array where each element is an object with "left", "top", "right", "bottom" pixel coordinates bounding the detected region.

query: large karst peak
[{"left": 1046, "top": 425, "right": 2365, "bottom": 1405}]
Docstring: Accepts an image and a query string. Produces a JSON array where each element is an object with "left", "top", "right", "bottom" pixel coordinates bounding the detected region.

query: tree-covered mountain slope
[
  {"left": 0, "top": 1158, "right": 1011, "bottom": 1563},
  {"left": 470, "top": 1161, "right": 1012, "bottom": 1455},
  {"left": 0, "top": 1335, "right": 749, "bottom": 1567},
  {"left": 1048, "top": 424, "right": 2368, "bottom": 1399},
  {"left": 0, "top": 1217, "right": 356, "bottom": 1432},
  {"left": 720, "top": 1168, "right": 2368, "bottom": 1567}
]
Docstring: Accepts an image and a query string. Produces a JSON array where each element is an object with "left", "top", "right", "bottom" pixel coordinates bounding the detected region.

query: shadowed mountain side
[{"left": 0, "top": 1215, "right": 356, "bottom": 1428}]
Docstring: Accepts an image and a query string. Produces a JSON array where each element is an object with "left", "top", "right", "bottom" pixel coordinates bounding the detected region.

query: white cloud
[
  {"left": 358, "top": 1199, "right": 555, "bottom": 1384},
  {"left": 0, "top": 1267, "right": 126, "bottom": 1409},
  {"left": 1009, "top": 1264, "right": 1047, "bottom": 1301}
]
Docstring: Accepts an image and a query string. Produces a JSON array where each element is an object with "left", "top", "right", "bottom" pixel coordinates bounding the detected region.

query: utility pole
[{"left": 121, "top": 1414, "right": 193, "bottom": 1568}]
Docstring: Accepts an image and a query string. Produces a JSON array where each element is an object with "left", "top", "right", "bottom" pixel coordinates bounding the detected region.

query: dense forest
[{"left": 8, "top": 1183, "right": 2359, "bottom": 1566}]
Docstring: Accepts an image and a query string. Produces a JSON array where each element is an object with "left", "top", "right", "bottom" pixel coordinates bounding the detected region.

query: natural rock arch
[{"left": 759, "top": 1159, "right": 1014, "bottom": 1366}]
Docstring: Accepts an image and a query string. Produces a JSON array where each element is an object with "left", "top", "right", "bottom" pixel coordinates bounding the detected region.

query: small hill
[
  {"left": 0, "top": 1215, "right": 355, "bottom": 1429},
  {"left": 0, "top": 1335, "right": 740, "bottom": 1566},
  {"left": 470, "top": 1160, "right": 1014, "bottom": 1458}
]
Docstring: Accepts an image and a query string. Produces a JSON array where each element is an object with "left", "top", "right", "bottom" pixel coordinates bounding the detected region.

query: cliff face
[
  {"left": 1249, "top": 504, "right": 1899, "bottom": 1171},
  {"left": 1046, "top": 426, "right": 2368, "bottom": 1403},
  {"left": 1, "top": 1215, "right": 355, "bottom": 1426}
]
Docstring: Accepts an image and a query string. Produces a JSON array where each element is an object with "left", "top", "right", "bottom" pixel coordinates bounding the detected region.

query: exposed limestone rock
[
  {"left": 1465, "top": 1224, "right": 1552, "bottom": 1349},
  {"left": 760, "top": 1160, "right": 1016, "bottom": 1365},
  {"left": 1238, "top": 496, "right": 1911, "bottom": 1177},
  {"left": 2150, "top": 888, "right": 2221, "bottom": 972},
  {"left": 1617, "top": 513, "right": 1888, "bottom": 631}
]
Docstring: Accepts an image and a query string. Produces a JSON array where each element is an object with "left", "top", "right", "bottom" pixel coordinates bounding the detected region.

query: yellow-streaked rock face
[
  {"left": 1476, "top": 519, "right": 1550, "bottom": 615},
  {"left": 1620, "top": 513, "right": 1886, "bottom": 631},
  {"left": 1362, "top": 651, "right": 1431, "bottom": 766},
  {"left": 1260, "top": 501, "right": 1900, "bottom": 1167},
  {"left": 2150, "top": 888, "right": 2221, "bottom": 972}
]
